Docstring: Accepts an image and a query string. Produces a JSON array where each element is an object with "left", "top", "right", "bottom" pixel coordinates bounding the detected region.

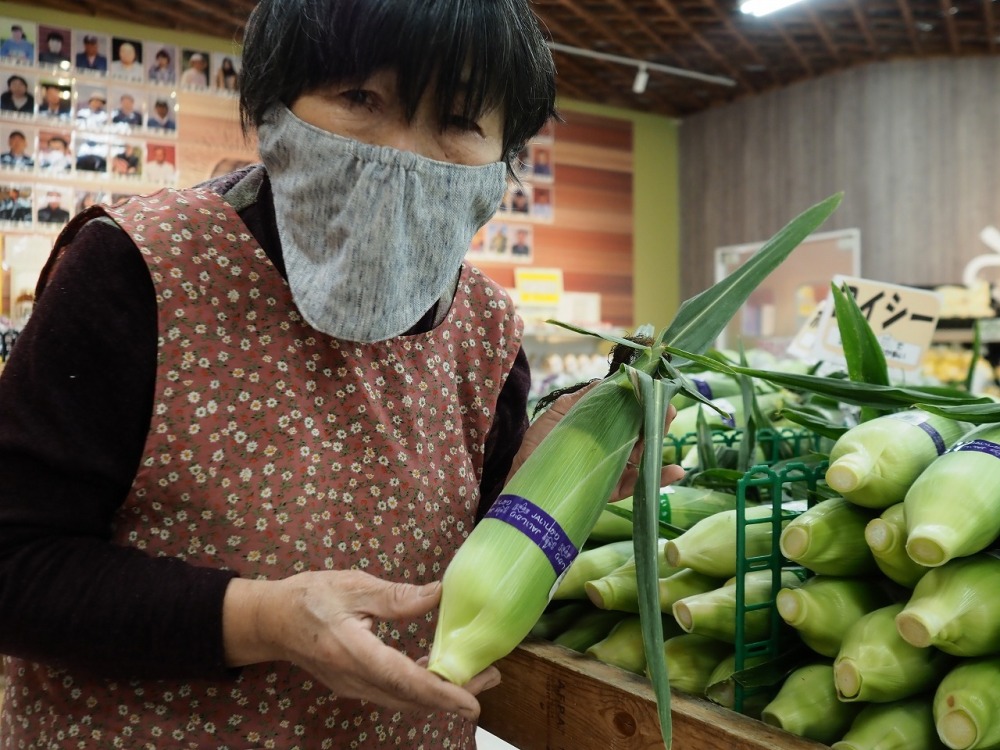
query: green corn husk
[
  {"left": 529, "top": 601, "right": 591, "bottom": 641},
  {"left": 658, "top": 568, "right": 725, "bottom": 612},
  {"left": 585, "top": 615, "right": 649, "bottom": 674},
  {"left": 552, "top": 609, "right": 628, "bottom": 653},
  {"left": 704, "top": 652, "right": 773, "bottom": 714},
  {"left": 668, "top": 391, "right": 787, "bottom": 443},
  {"left": 657, "top": 634, "right": 733, "bottom": 695},
  {"left": 590, "top": 486, "right": 741, "bottom": 542},
  {"left": 825, "top": 411, "right": 971, "bottom": 509},
  {"left": 831, "top": 697, "right": 945, "bottom": 750},
  {"left": 552, "top": 540, "right": 636, "bottom": 600},
  {"left": 584, "top": 540, "right": 677, "bottom": 612},
  {"left": 834, "top": 603, "right": 954, "bottom": 703},
  {"left": 665, "top": 505, "right": 787, "bottom": 579},
  {"left": 933, "top": 657, "right": 1000, "bottom": 750},
  {"left": 673, "top": 569, "right": 804, "bottom": 643},
  {"left": 776, "top": 575, "right": 891, "bottom": 658},
  {"left": 780, "top": 496, "right": 879, "bottom": 576},
  {"left": 428, "top": 372, "right": 645, "bottom": 685},
  {"left": 904, "top": 423, "right": 1000, "bottom": 568},
  {"left": 865, "top": 503, "right": 932, "bottom": 588},
  {"left": 895, "top": 553, "right": 1000, "bottom": 657},
  {"left": 761, "top": 662, "right": 865, "bottom": 745}
]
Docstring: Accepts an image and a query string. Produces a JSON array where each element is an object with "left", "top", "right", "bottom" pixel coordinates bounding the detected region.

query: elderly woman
[{"left": 0, "top": 0, "right": 680, "bottom": 747}]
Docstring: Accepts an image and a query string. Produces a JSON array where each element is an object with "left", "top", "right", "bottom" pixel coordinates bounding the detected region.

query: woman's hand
[
  {"left": 508, "top": 381, "right": 686, "bottom": 499},
  {"left": 222, "top": 571, "right": 500, "bottom": 721}
]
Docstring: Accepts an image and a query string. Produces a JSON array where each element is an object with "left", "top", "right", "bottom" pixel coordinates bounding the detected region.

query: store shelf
[{"left": 478, "top": 639, "right": 828, "bottom": 750}]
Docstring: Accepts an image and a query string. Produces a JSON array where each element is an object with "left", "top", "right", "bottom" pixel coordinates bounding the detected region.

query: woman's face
[
  {"left": 8, "top": 78, "right": 25, "bottom": 97},
  {"left": 291, "top": 69, "right": 503, "bottom": 167}
]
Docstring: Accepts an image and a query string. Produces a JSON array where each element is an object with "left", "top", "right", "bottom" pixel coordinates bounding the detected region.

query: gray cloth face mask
[{"left": 257, "top": 105, "right": 507, "bottom": 343}]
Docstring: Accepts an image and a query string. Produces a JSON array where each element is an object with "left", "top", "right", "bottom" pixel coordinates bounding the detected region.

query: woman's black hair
[{"left": 239, "top": 0, "right": 557, "bottom": 171}]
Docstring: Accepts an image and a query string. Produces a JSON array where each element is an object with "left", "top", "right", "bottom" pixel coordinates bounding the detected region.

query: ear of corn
[
  {"left": 775, "top": 575, "right": 891, "bottom": 658},
  {"left": 780, "top": 496, "right": 879, "bottom": 576},
  {"left": 904, "top": 423, "right": 1000, "bottom": 568},
  {"left": 834, "top": 603, "right": 955, "bottom": 703},
  {"left": 664, "top": 391, "right": 787, "bottom": 463},
  {"left": 589, "top": 486, "right": 740, "bottom": 542},
  {"left": 658, "top": 634, "right": 733, "bottom": 695},
  {"left": 933, "top": 657, "right": 1000, "bottom": 750},
  {"left": 585, "top": 615, "right": 651, "bottom": 674},
  {"left": 584, "top": 540, "right": 678, "bottom": 612},
  {"left": 428, "top": 372, "right": 644, "bottom": 685},
  {"left": 658, "top": 568, "right": 725, "bottom": 612},
  {"left": 864, "top": 502, "right": 932, "bottom": 588},
  {"left": 551, "top": 609, "right": 628, "bottom": 653},
  {"left": 673, "top": 569, "right": 804, "bottom": 643},
  {"left": 761, "top": 662, "right": 865, "bottom": 745},
  {"left": 825, "top": 411, "right": 971, "bottom": 508},
  {"left": 528, "top": 601, "right": 590, "bottom": 641},
  {"left": 665, "top": 505, "right": 786, "bottom": 578},
  {"left": 830, "top": 698, "right": 941, "bottom": 750},
  {"left": 705, "top": 652, "right": 773, "bottom": 714},
  {"left": 895, "top": 553, "right": 1000, "bottom": 657},
  {"left": 551, "top": 540, "right": 636, "bottom": 600}
]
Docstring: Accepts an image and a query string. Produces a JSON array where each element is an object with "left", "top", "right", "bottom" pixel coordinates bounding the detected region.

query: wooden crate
[{"left": 479, "top": 639, "right": 830, "bottom": 750}]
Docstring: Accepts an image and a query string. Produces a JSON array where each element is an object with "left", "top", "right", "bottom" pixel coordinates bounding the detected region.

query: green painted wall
[{"left": 558, "top": 98, "right": 680, "bottom": 329}]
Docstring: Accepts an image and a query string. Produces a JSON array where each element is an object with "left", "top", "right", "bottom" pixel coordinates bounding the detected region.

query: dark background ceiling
[{"left": 34, "top": 0, "right": 1000, "bottom": 117}]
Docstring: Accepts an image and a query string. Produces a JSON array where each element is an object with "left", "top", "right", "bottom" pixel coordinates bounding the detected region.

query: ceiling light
[
  {"left": 632, "top": 66, "right": 649, "bottom": 94},
  {"left": 740, "top": 0, "right": 808, "bottom": 17}
]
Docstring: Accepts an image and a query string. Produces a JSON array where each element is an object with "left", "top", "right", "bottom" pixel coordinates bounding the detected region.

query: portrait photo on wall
[
  {"left": 0, "top": 19, "right": 36, "bottom": 65},
  {"left": 509, "top": 224, "right": 534, "bottom": 262},
  {"left": 531, "top": 185, "right": 554, "bottom": 223},
  {"left": 1, "top": 72, "right": 35, "bottom": 115},
  {"left": 513, "top": 144, "right": 531, "bottom": 180},
  {"left": 0, "top": 125, "right": 35, "bottom": 170},
  {"left": 144, "top": 141, "right": 176, "bottom": 183},
  {"left": 467, "top": 224, "right": 487, "bottom": 257},
  {"left": 72, "top": 31, "right": 109, "bottom": 74},
  {"left": 37, "top": 129, "right": 73, "bottom": 174},
  {"left": 109, "top": 37, "right": 144, "bottom": 83},
  {"left": 0, "top": 183, "right": 33, "bottom": 223},
  {"left": 211, "top": 53, "right": 239, "bottom": 92},
  {"left": 75, "top": 135, "right": 110, "bottom": 173},
  {"left": 36, "top": 80, "right": 72, "bottom": 119},
  {"left": 486, "top": 222, "right": 511, "bottom": 260},
  {"left": 530, "top": 144, "right": 553, "bottom": 180},
  {"left": 75, "top": 85, "right": 109, "bottom": 130},
  {"left": 110, "top": 141, "right": 143, "bottom": 179},
  {"left": 35, "top": 185, "right": 72, "bottom": 225},
  {"left": 146, "top": 95, "right": 177, "bottom": 132},
  {"left": 179, "top": 49, "right": 210, "bottom": 88},
  {"left": 74, "top": 190, "right": 109, "bottom": 215},
  {"left": 508, "top": 185, "right": 532, "bottom": 216},
  {"left": 110, "top": 87, "right": 145, "bottom": 129},
  {"left": 145, "top": 42, "right": 177, "bottom": 86},
  {"left": 37, "top": 25, "right": 71, "bottom": 69}
]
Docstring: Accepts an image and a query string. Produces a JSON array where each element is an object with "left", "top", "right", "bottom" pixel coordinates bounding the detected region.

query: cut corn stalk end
[
  {"left": 864, "top": 518, "right": 895, "bottom": 553},
  {"left": 779, "top": 525, "right": 811, "bottom": 560},
  {"left": 775, "top": 588, "right": 805, "bottom": 627},
  {"left": 834, "top": 658, "right": 863, "bottom": 701},
  {"left": 905, "top": 532, "right": 951, "bottom": 568},
  {"left": 894, "top": 610, "right": 936, "bottom": 649},
  {"left": 938, "top": 708, "right": 979, "bottom": 750},
  {"left": 826, "top": 455, "right": 873, "bottom": 494}
]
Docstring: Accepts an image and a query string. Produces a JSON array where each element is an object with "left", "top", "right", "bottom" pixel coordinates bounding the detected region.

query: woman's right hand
[{"left": 222, "top": 571, "right": 500, "bottom": 721}]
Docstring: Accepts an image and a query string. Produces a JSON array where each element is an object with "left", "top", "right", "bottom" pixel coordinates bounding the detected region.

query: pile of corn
[{"left": 526, "top": 407, "right": 1000, "bottom": 750}]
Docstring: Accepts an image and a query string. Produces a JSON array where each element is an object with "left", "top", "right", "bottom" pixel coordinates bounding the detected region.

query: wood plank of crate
[{"left": 478, "top": 639, "right": 830, "bottom": 750}]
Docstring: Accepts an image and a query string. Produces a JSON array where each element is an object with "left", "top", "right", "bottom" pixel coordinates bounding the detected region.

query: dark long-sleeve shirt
[{"left": 0, "top": 168, "right": 530, "bottom": 679}]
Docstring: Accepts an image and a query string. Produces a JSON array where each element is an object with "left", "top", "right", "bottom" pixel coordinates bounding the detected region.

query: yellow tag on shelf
[{"left": 514, "top": 267, "right": 563, "bottom": 307}]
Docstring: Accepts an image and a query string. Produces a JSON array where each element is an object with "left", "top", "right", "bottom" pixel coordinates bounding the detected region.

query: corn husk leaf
[{"left": 829, "top": 281, "right": 890, "bottom": 422}]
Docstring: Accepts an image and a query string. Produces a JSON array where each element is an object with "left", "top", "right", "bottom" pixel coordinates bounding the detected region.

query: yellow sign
[
  {"left": 514, "top": 267, "right": 563, "bottom": 307},
  {"left": 813, "top": 275, "right": 942, "bottom": 371}
]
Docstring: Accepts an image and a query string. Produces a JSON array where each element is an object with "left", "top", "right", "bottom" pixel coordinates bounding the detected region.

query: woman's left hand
[{"left": 507, "top": 381, "right": 685, "bottom": 501}]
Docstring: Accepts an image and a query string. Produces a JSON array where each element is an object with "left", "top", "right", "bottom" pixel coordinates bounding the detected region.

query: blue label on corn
[
  {"left": 952, "top": 439, "right": 1000, "bottom": 459},
  {"left": 485, "top": 494, "right": 579, "bottom": 576},
  {"left": 693, "top": 378, "right": 713, "bottom": 399},
  {"left": 888, "top": 411, "right": 946, "bottom": 455}
]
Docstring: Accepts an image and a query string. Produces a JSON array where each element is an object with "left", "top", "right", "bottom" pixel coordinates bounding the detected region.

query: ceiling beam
[
  {"left": 847, "top": 0, "right": 881, "bottom": 59},
  {"left": 803, "top": 6, "right": 844, "bottom": 65},
  {"left": 766, "top": 18, "right": 815, "bottom": 77},
  {"left": 984, "top": 0, "right": 998, "bottom": 53},
  {"left": 701, "top": 0, "right": 780, "bottom": 86},
  {"left": 896, "top": 0, "right": 923, "bottom": 54},
  {"left": 938, "top": 0, "right": 961, "bottom": 54}
]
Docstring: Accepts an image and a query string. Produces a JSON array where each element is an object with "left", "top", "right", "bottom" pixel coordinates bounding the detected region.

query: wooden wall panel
[
  {"left": 474, "top": 110, "right": 634, "bottom": 328},
  {"left": 679, "top": 58, "right": 1000, "bottom": 299}
]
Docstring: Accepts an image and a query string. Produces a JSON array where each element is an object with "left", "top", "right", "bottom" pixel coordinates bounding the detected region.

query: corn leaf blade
[
  {"left": 829, "top": 282, "right": 889, "bottom": 422},
  {"left": 544, "top": 320, "right": 650, "bottom": 351},
  {"left": 657, "top": 193, "right": 842, "bottom": 354},
  {"left": 628, "top": 367, "right": 679, "bottom": 748},
  {"left": 915, "top": 401, "right": 1000, "bottom": 424}
]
